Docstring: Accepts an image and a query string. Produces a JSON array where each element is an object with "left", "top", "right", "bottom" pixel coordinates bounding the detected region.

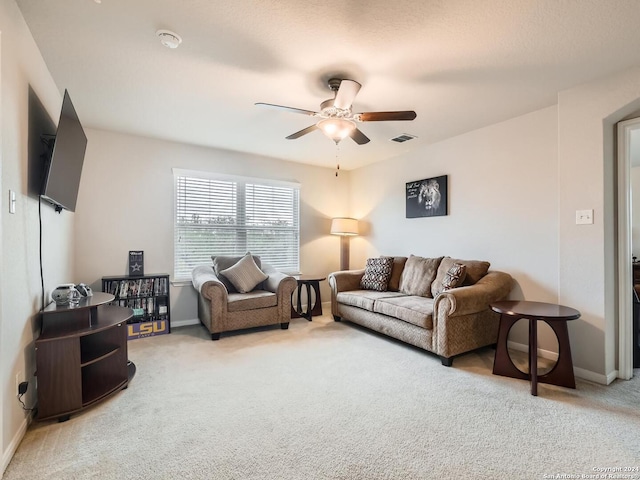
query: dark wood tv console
[{"left": 35, "top": 292, "right": 135, "bottom": 422}]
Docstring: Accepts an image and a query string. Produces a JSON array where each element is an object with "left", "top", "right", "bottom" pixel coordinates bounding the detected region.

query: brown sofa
[
  {"left": 328, "top": 255, "right": 513, "bottom": 366},
  {"left": 192, "top": 258, "right": 297, "bottom": 340}
]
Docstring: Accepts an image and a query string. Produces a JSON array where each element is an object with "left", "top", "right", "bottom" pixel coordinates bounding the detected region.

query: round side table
[
  {"left": 490, "top": 300, "right": 581, "bottom": 396},
  {"left": 291, "top": 275, "right": 325, "bottom": 321}
]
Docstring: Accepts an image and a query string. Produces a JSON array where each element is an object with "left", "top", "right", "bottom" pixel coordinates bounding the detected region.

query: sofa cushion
[
  {"left": 219, "top": 253, "right": 269, "bottom": 293},
  {"left": 227, "top": 290, "right": 277, "bottom": 312},
  {"left": 383, "top": 256, "right": 408, "bottom": 292},
  {"left": 360, "top": 257, "right": 394, "bottom": 291},
  {"left": 398, "top": 255, "right": 443, "bottom": 297},
  {"left": 442, "top": 263, "right": 467, "bottom": 290},
  {"left": 431, "top": 257, "right": 491, "bottom": 297},
  {"left": 337, "top": 290, "right": 408, "bottom": 311},
  {"left": 373, "top": 296, "right": 434, "bottom": 329},
  {"left": 212, "top": 254, "right": 262, "bottom": 293}
]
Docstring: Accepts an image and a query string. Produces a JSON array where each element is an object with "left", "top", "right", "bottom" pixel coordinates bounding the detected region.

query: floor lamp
[{"left": 330, "top": 217, "right": 359, "bottom": 271}]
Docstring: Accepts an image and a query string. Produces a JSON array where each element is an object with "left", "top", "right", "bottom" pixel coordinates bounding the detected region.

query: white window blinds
[{"left": 174, "top": 170, "right": 300, "bottom": 280}]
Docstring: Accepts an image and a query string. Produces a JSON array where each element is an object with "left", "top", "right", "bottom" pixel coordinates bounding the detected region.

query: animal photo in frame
[{"left": 406, "top": 175, "right": 448, "bottom": 218}]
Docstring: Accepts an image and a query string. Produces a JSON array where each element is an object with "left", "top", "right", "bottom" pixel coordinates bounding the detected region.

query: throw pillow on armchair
[{"left": 219, "top": 253, "right": 268, "bottom": 293}]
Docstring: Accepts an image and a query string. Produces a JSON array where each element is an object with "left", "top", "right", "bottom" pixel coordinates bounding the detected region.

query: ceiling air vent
[{"left": 390, "top": 134, "right": 417, "bottom": 143}]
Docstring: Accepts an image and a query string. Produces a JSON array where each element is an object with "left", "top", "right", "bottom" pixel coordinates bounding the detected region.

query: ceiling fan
[{"left": 255, "top": 78, "right": 417, "bottom": 145}]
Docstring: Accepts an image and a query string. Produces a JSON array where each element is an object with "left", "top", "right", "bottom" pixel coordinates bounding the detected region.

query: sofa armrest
[
  {"left": 192, "top": 265, "right": 229, "bottom": 301},
  {"left": 192, "top": 265, "right": 229, "bottom": 334},
  {"left": 327, "top": 269, "right": 365, "bottom": 294},
  {"left": 328, "top": 269, "right": 365, "bottom": 317},
  {"left": 263, "top": 272, "right": 297, "bottom": 320},
  {"left": 434, "top": 271, "right": 512, "bottom": 317},
  {"left": 264, "top": 272, "right": 297, "bottom": 297}
]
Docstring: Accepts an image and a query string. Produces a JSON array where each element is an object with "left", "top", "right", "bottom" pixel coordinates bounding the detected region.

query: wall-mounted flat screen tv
[{"left": 41, "top": 90, "right": 87, "bottom": 212}]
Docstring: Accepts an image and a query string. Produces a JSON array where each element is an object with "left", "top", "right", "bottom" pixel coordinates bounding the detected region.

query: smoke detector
[{"left": 156, "top": 30, "right": 182, "bottom": 49}]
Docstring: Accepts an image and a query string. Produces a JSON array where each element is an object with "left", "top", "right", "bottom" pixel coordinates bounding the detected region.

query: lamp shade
[{"left": 331, "top": 217, "right": 359, "bottom": 236}]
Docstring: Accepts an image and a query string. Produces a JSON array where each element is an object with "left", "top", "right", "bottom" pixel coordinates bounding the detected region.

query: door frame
[{"left": 616, "top": 117, "right": 640, "bottom": 380}]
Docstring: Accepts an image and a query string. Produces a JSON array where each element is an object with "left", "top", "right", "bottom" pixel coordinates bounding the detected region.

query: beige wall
[
  {"left": 74, "top": 129, "right": 350, "bottom": 323},
  {"left": 349, "top": 106, "right": 560, "bottom": 353},
  {"left": 557, "top": 66, "right": 640, "bottom": 381},
  {"left": 0, "top": 0, "right": 70, "bottom": 471}
]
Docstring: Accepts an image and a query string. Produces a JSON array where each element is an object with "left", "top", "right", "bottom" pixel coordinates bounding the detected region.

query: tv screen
[{"left": 41, "top": 90, "right": 87, "bottom": 212}]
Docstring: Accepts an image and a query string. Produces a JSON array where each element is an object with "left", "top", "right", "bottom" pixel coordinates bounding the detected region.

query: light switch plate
[
  {"left": 576, "top": 209, "right": 593, "bottom": 225},
  {"left": 9, "top": 190, "right": 16, "bottom": 214}
]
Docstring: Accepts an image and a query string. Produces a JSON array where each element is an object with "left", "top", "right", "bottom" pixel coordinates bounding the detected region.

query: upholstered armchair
[{"left": 192, "top": 255, "right": 297, "bottom": 340}]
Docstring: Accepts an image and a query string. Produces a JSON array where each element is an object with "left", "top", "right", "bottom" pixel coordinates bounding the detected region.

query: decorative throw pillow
[
  {"left": 382, "top": 256, "right": 408, "bottom": 292},
  {"left": 431, "top": 257, "right": 490, "bottom": 297},
  {"left": 219, "top": 253, "right": 268, "bottom": 293},
  {"left": 399, "top": 255, "right": 444, "bottom": 298},
  {"left": 213, "top": 254, "right": 262, "bottom": 293},
  {"left": 441, "top": 263, "right": 467, "bottom": 291},
  {"left": 360, "top": 257, "right": 394, "bottom": 292}
]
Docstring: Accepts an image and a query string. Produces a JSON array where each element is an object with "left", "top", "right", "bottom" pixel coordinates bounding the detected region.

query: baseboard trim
[
  {"left": 2, "top": 414, "right": 30, "bottom": 475},
  {"left": 573, "top": 367, "right": 617, "bottom": 385},
  {"left": 507, "top": 340, "right": 558, "bottom": 361},
  {"left": 171, "top": 318, "right": 200, "bottom": 328},
  {"left": 506, "top": 340, "right": 609, "bottom": 385}
]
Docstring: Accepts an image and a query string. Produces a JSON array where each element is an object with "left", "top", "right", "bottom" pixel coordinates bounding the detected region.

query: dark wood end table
[
  {"left": 490, "top": 300, "right": 581, "bottom": 396},
  {"left": 291, "top": 275, "right": 325, "bottom": 321}
]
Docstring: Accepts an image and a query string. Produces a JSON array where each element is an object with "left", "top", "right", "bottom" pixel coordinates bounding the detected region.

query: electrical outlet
[{"left": 576, "top": 209, "right": 594, "bottom": 225}]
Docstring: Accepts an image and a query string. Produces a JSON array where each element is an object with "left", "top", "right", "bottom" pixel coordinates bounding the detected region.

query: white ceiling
[{"left": 15, "top": 0, "right": 640, "bottom": 170}]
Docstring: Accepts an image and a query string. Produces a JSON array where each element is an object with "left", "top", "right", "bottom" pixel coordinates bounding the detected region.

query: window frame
[{"left": 172, "top": 169, "right": 300, "bottom": 282}]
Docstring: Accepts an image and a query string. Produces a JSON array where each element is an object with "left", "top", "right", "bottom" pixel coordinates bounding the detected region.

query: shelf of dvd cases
[{"left": 101, "top": 273, "right": 171, "bottom": 340}]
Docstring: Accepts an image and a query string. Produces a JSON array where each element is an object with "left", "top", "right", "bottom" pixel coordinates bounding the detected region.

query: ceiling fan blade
[
  {"left": 286, "top": 124, "right": 318, "bottom": 140},
  {"left": 350, "top": 128, "right": 370, "bottom": 145},
  {"left": 255, "top": 102, "right": 318, "bottom": 116},
  {"left": 333, "top": 80, "right": 362, "bottom": 110},
  {"left": 357, "top": 111, "right": 417, "bottom": 122}
]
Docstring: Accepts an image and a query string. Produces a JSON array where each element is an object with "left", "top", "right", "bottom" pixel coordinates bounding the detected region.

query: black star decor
[{"left": 128, "top": 251, "right": 144, "bottom": 277}]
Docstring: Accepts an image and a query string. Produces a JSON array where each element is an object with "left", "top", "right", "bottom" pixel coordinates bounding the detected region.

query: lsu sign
[{"left": 127, "top": 320, "right": 168, "bottom": 340}]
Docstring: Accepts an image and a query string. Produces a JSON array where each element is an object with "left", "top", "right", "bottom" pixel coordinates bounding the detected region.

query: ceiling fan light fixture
[{"left": 317, "top": 118, "right": 356, "bottom": 143}]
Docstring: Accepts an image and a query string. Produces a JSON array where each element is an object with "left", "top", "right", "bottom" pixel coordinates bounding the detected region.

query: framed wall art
[{"left": 406, "top": 175, "right": 448, "bottom": 218}]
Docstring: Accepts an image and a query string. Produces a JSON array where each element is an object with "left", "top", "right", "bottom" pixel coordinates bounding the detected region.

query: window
[{"left": 173, "top": 169, "right": 300, "bottom": 281}]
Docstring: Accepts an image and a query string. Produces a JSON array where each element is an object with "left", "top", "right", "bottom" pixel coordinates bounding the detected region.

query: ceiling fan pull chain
[{"left": 335, "top": 144, "right": 340, "bottom": 177}]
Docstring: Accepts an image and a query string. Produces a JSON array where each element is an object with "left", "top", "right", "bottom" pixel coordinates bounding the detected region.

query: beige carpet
[{"left": 4, "top": 314, "right": 640, "bottom": 479}]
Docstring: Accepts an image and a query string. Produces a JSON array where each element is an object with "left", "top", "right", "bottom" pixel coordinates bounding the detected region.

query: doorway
[{"left": 617, "top": 117, "right": 640, "bottom": 380}]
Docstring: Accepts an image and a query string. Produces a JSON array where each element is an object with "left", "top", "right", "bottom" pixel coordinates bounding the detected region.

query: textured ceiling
[{"left": 15, "top": 0, "right": 640, "bottom": 170}]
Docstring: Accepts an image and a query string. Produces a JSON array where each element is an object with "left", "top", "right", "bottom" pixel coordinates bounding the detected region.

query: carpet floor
[{"left": 4, "top": 314, "right": 640, "bottom": 479}]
